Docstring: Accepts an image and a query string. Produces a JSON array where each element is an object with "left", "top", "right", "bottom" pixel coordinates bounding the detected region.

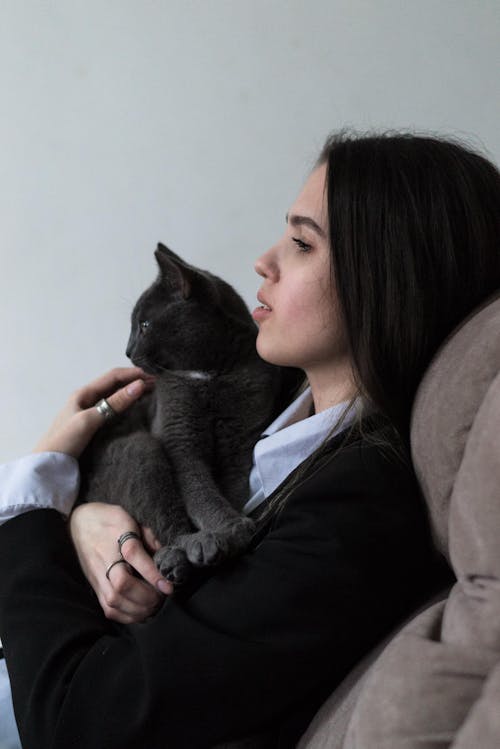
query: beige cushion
[
  {"left": 297, "top": 592, "right": 449, "bottom": 749},
  {"left": 299, "top": 292, "right": 500, "bottom": 748},
  {"left": 411, "top": 291, "right": 500, "bottom": 561}
]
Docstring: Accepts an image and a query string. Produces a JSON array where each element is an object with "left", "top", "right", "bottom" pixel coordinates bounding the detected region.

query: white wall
[{"left": 0, "top": 0, "right": 499, "bottom": 460}]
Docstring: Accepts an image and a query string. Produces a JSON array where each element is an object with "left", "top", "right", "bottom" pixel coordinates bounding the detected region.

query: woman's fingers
[
  {"left": 141, "top": 525, "right": 162, "bottom": 553},
  {"left": 120, "top": 535, "right": 173, "bottom": 595},
  {"left": 69, "top": 503, "right": 172, "bottom": 624},
  {"left": 102, "top": 539, "right": 173, "bottom": 623},
  {"left": 75, "top": 367, "right": 149, "bottom": 409},
  {"left": 82, "top": 377, "right": 147, "bottom": 436},
  {"left": 101, "top": 565, "right": 163, "bottom": 623},
  {"left": 34, "top": 367, "right": 154, "bottom": 458}
]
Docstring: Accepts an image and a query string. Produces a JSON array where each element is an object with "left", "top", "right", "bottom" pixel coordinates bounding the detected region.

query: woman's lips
[
  {"left": 252, "top": 305, "right": 272, "bottom": 321},
  {"left": 254, "top": 292, "right": 272, "bottom": 321}
]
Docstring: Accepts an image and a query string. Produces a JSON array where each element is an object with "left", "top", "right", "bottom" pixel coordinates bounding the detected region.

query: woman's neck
[{"left": 306, "top": 363, "right": 358, "bottom": 414}]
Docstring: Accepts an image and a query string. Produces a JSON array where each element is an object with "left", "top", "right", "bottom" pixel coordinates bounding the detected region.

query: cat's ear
[{"left": 155, "top": 243, "right": 194, "bottom": 299}]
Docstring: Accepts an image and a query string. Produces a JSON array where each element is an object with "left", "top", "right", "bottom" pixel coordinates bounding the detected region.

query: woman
[{"left": 0, "top": 131, "right": 499, "bottom": 749}]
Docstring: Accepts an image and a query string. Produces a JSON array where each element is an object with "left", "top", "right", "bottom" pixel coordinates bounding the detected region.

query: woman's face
[{"left": 253, "top": 163, "right": 349, "bottom": 376}]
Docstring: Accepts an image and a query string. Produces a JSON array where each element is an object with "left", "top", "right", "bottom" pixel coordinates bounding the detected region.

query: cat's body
[{"left": 79, "top": 244, "right": 298, "bottom": 583}]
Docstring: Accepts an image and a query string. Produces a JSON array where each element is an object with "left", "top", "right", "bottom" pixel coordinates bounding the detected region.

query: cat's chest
[
  {"left": 148, "top": 371, "right": 214, "bottom": 431},
  {"left": 148, "top": 370, "right": 245, "bottom": 436},
  {"left": 173, "top": 369, "right": 213, "bottom": 382}
]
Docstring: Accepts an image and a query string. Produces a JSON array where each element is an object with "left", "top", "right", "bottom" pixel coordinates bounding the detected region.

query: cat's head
[{"left": 126, "top": 243, "right": 257, "bottom": 373}]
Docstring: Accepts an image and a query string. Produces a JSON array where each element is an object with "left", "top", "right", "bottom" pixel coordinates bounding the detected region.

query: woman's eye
[
  {"left": 140, "top": 320, "right": 151, "bottom": 332},
  {"left": 292, "top": 237, "right": 312, "bottom": 253}
]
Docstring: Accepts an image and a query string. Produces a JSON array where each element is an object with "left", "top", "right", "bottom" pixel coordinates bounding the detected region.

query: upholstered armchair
[{"left": 299, "top": 291, "right": 500, "bottom": 748}]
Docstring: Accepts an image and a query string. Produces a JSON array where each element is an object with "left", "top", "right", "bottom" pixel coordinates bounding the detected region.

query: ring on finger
[
  {"left": 105, "top": 558, "right": 132, "bottom": 580},
  {"left": 117, "top": 530, "right": 141, "bottom": 555},
  {"left": 96, "top": 398, "right": 116, "bottom": 420}
]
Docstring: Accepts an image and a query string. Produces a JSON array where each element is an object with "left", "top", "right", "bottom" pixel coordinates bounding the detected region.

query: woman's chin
[{"left": 256, "top": 336, "right": 292, "bottom": 368}]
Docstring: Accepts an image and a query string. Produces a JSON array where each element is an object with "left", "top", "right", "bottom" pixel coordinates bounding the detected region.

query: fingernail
[
  {"left": 126, "top": 380, "right": 143, "bottom": 396},
  {"left": 157, "top": 579, "right": 173, "bottom": 594}
]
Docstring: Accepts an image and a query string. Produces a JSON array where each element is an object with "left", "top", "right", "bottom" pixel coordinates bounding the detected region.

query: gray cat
[{"left": 79, "top": 243, "right": 297, "bottom": 584}]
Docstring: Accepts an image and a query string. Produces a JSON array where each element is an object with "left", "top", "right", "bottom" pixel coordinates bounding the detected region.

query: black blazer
[{"left": 0, "top": 433, "right": 450, "bottom": 749}]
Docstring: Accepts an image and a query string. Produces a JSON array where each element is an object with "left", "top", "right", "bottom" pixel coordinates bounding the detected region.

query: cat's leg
[
  {"left": 165, "top": 455, "right": 256, "bottom": 567},
  {"left": 175, "top": 455, "right": 256, "bottom": 567},
  {"left": 80, "top": 432, "right": 194, "bottom": 584},
  {"left": 215, "top": 463, "right": 251, "bottom": 511},
  {"left": 151, "top": 379, "right": 255, "bottom": 567}
]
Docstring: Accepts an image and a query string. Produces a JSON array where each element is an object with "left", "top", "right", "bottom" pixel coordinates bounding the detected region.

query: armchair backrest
[{"left": 299, "top": 290, "right": 500, "bottom": 748}]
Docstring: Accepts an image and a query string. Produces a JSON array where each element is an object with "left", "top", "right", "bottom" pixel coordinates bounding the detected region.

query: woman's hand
[
  {"left": 34, "top": 367, "right": 153, "bottom": 458},
  {"left": 70, "top": 502, "right": 174, "bottom": 624},
  {"left": 35, "top": 366, "right": 173, "bottom": 622}
]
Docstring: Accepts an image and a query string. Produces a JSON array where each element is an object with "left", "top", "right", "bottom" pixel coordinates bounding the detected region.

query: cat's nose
[{"left": 125, "top": 333, "right": 135, "bottom": 360}]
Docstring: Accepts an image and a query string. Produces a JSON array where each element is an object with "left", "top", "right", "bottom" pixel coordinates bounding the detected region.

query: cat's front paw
[
  {"left": 223, "top": 515, "right": 256, "bottom": 555},
  {"left": 154, "top": 546, "right": 191, "bottom": 585},
  {"left": 182, "top": 530, "right": 223, "bottom": 566},
  {"left": 182, "top": 516, "right": 255, "bottom": 567}
]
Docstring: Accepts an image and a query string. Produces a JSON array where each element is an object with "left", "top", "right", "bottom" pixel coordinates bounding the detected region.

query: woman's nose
[{"left": 254, "top": 246, "right": 278, "bottom": 280}]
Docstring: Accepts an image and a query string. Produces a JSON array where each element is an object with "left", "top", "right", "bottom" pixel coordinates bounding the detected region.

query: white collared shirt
[
  {"left": 0, "top": 451, "right": 79, "bottom": 526},
  {"left": 243, "top": 387, "right": 359, "bottom": 515}
]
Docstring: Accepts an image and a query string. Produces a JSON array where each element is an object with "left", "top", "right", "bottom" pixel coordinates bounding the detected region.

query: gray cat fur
[{"left": 79, "top": 243, "right": 291, "bottom": 584}]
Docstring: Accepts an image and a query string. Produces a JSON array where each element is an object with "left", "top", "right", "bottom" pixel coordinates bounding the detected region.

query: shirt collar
[
  {"left": 262, "top": 386, "right": 315, "bottom": 435},
  {"left": 250, "top": 386, "right": 360, "bottom": 500}
]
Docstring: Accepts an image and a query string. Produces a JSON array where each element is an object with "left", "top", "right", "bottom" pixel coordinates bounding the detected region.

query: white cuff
[{"left": 0, "top": 452, "right": 80, "bottom": 526}]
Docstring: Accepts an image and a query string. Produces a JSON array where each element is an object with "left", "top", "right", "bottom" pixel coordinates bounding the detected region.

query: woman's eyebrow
[{"left": 285, "top": 212, "right": 326, "bottom": 238}]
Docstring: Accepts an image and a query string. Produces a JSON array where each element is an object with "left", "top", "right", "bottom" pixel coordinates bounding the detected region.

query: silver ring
[
  {"left": 105, "top": 558, "right": 131, "bottom": 580},
  {"left": 96, "top": 398, "right": 116, "bottom": 420},
  {"left": 117, "top": 531, "right": 141, "bottom": 554}
]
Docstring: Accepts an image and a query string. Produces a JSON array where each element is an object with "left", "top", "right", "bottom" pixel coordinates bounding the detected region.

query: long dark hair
[
  {"left": 318, "top": 130, "right": 500, "bottom": 446},
  {"left": 258, "top": 130, "right": 500, "bottom": 522}
]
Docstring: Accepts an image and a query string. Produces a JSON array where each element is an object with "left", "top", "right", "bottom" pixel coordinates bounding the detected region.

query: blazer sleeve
[{"left": 0, "top": 441, "right": 443, "bottom": 749}]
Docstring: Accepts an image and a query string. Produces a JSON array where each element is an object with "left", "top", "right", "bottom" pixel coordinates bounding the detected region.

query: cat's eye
[{"left": 140, "top": 320, "right": 151, "bottom": 333}]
